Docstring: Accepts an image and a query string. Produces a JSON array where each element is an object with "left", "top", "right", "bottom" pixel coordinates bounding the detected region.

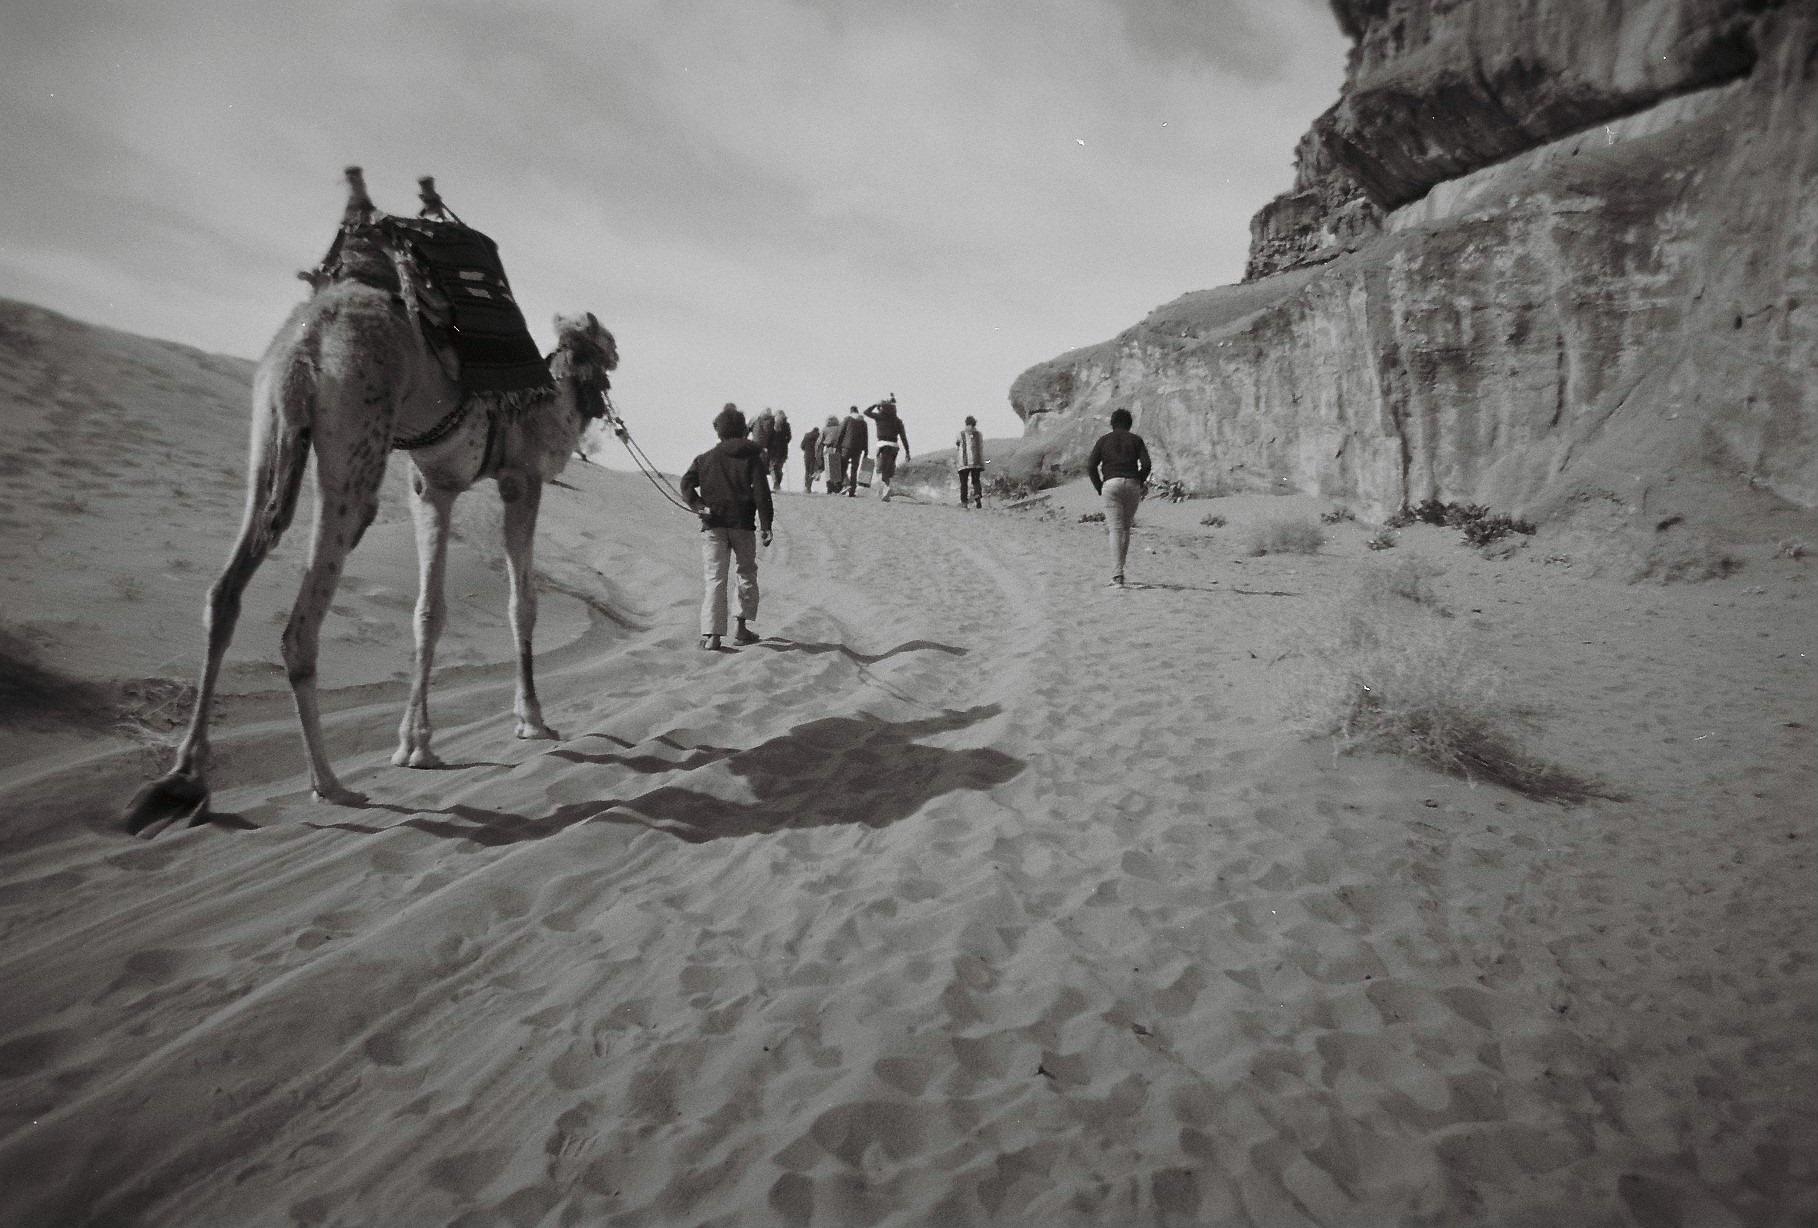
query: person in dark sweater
[
  {"left": 800, "top": 423, "right": 822, "bottom": 492},
  {"left": 864, "top": 395, "right": 911, "bottom": 501},
  {"left": 681, "top": 404, "right": 775, "bottom": 650},
  {"left": 766, "top": 410, "right": 792, "bottom": 491},
  {"left": 1086, "top": 408, "right": 1152, "bottom": 587}
]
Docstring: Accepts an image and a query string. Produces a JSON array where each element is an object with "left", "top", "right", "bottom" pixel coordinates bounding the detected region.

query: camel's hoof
[
  {"left": 516, "top": 722, "right": 559, "bottom": 741},
  {"left": 124, "top": 772, "right": 209, "bottom": 837},
  {"left": 407, "top": 749, "right": 443, "bottom": 769},
  {"left": 312, "top": 784, "right": 368, "bottom": 807},
  {"left": 390, "top": 746, "right": 411, "bottom": 767}
]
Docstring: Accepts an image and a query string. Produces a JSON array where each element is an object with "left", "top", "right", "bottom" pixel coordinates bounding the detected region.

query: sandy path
[{"left": 1, "top": 470, "right": 1814, "bottom": 1226}]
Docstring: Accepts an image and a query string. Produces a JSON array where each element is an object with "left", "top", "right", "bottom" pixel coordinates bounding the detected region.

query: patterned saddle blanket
[{"left": 318, "top": 215, "right": 552, "bottom": 403}]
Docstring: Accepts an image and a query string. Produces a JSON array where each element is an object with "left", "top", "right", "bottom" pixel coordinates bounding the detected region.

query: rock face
[{"left": 1011, "top": 0, "right": 1817, "bottom": 548}]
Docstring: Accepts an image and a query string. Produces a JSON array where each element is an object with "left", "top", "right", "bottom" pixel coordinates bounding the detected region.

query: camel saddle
[{"left": 312, "top": 210, "right": 553, "bottom": 406}]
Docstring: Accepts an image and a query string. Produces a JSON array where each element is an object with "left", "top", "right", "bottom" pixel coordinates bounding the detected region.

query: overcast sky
[{"left": 1, "top": 0, "right": 1348, "bottom": 471}]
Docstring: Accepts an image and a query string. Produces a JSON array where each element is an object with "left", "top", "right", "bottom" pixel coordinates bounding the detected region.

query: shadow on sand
[
  {"left": 310, "top": 703, "right": 1018, "bottom": 846},
  {"left": 756, "top": 638, "right": 968, "bottom": 666}
]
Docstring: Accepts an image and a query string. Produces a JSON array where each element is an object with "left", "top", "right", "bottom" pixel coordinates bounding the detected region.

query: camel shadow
[
  {"left": 758, "top": 638, "right": 968, "bottom": 666},
  {"left": 313, "top": 704, "right": 1018, "bottom": 846}
]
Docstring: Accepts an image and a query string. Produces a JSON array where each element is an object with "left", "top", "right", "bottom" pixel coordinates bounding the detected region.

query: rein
[{"left": 598, "top": 390, "right": 698, "bottom": 515}]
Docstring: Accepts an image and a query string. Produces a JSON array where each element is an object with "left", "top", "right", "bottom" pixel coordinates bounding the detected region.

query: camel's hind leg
[
  {"left": 124, "top": 391, "right": 309, "bottom": 833},
  {"left": 392, "top": 475, "right": 457, "bottom": 768},
  {"left": 501, "top": 473, "right": 557, "bottom": 740}
]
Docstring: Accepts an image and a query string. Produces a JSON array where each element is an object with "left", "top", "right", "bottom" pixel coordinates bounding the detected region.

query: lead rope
[{"left": 598, "top": 390, "right": 698, "bottom": 515}]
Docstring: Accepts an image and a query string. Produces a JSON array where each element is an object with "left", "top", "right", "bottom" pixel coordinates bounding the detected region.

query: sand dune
[{"left": 2, "top": 305, "right": 1816, "bottom": 1224}]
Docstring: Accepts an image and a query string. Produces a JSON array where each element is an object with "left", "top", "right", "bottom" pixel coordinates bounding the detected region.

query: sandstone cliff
[{"left": 1010, "top": 0, "right": 1816, "bottom": 563}]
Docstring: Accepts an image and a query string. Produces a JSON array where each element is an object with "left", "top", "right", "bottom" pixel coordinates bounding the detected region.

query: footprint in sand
[
  {"left": 0, "top": 1027, "right": 78, "bottom": 1079},
  {"left": 544, "top": 1100, "right": 601, "bottom": 1177}
]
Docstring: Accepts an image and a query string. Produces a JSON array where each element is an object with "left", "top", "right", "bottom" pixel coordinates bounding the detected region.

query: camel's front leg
[
  {"left": 501, "top": 474, "right": 557, "bottom": 740},
  {"left": 281, "top": 448, "right": 384, "bottom": 805},
  {"left": 393, "top": 477, "right": 457, "bottom": 768}
]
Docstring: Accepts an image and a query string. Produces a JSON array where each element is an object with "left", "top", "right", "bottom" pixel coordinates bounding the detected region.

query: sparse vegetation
[
  {"left": 1287, "top": 566, "right": 1607, "bottom": 803},
  {"left": 1079, "top": 511, "right": 1105, "bottom": 523},
  {"left": 1385, "top": 498, "right": 1537, "bottom": 548},
  {"left": 1351, "top": 557, "right": 1445, "bottom": 610},
  {"left": 1246, "top": 517, "right": 1324, "bottom": 556},
  {"left": 1777, "top": 539, "right": 1808, "bottom": 560},
  {"left": 1366, "top": 527, "right": 1397, "bottom": 550},
  {"left": 1199, "top": 513, "right": 1226, "bottom": 528},
  {"left": 1320, "top": 506, "right": 1356, "bottom": 525},
  {"left": 986, "top": 468, "right": 1071, "bottom": 504}
]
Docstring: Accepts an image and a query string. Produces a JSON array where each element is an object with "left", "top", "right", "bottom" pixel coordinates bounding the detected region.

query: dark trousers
[
  {"left": 959, "top": 467, "right": 982, "bottom": 506},
  {"left": 840, "top": 451, "right": 863, "bottom": 494}
]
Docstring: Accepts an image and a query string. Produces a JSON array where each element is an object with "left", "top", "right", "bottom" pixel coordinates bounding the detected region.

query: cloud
[{"left": 0, "top": 0, "right": 1348, "bottom": 470}]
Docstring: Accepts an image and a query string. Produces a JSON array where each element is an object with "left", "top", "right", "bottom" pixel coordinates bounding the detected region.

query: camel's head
[{"left": 550, "top": 312, "right": 618, "bottom": 419}]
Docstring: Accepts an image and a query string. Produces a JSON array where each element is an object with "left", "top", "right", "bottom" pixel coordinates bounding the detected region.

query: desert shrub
[
  {"left": 1320, "top": 507, "right": 1356, "bottom": 525},
  {"left": 1462, "top": 513, "right": 1537, "bottom": 548},
  {"left": 1079, "top": 511, "right": 1105, "bottom": 523},
  {"left": 1246, "top": 517, "right": 1324, "bottom": 556},
  {"left": 1366, "top": 528, "right": 1397, "bottom": 550},
  {"left": 1776, "top": 539, "right": 1808, "bottom": 560},
  {"left": 1350, "top": 558, "right": 1444, "bottom": 610},
  {"left": 1393, "top": 499, "right": 1536, "bottom": 547},
  {"left": 1287, "top": 576, "right": 1606, "bottom": 803},
  {"left": 1199, "top": 513, "right": 1226, "bottom": 528}
]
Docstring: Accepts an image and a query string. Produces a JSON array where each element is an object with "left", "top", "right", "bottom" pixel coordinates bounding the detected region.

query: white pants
[
  {"left": 1102, "top": 478, "right": 1142, "bottom": 578},
  {"left": 700, "top": 528, "right": 759, "bottom": 635}
]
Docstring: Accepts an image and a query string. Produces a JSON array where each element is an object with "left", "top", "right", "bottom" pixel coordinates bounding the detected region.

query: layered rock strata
[{"left": 1011, "top": 1, "right": 1815, "bottom": 542}]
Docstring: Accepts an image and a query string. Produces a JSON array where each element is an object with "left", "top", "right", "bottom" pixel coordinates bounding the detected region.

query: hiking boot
[
  {"left": 699, "top": 634, "right": 722, "bottom": 651},
  {"left": 732, "top": 625, "right": 760, "bottom": 646}
]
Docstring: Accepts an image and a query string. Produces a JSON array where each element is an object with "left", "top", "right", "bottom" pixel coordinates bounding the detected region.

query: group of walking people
[
  {"left": 798, "top": 396, "right": 913, "bottom": 501},
  {"left": 679, "top": 398, "right": 1149, "bottom": 651}
]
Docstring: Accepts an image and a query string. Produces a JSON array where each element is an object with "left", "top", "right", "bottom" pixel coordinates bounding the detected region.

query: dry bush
[
  {"left": 1287, "top": 570, "right": 1606, "bottom": 803},
  {"left": 1246, "top": 517, "right": 1324, "bottom": 556},
  {"left": 1199, "top": 513, "right": 1226, "bottom": 528},
  {"left": 1350, "top": 557, "right": 1445, "bottom": 610}
]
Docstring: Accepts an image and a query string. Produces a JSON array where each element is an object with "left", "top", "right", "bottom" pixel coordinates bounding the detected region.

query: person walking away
[
  {"left": 956, "top": 415, "right": 985, "bottom": 508},
  {"left": 864, "top": 394, "right": 911, "bottom": 501},
  {"left": 819, "top": 414, "right": 843, "bottom": 493},
  {"left": 1087, "top": 408, "right": 1152, "bottom": 588},
  {"left": 836, "top": 405, "right": 868, "bottom": 498},
  {"left": 749, "top": 408, "right": 775, "bottom": 453},
  {"left": 766, "top": 410, "right": 792, "bottom": 492},
  {"left": 681, "top": 403, "right": 774, "bottom": 649},
  {"left": 800, "top": 422, "right": 822, "bottom": 493}
]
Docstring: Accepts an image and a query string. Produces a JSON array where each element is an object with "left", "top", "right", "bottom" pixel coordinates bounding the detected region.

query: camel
[{"left": 125, "top": 171, "right": 618, "bottom": 834}]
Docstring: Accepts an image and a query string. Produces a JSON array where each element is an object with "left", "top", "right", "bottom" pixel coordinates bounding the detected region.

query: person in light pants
[
  {"left": 681, "top": 404, "right": 775, "bottom": 650},
  {"left": 1086, "top": 408, "right": 1152, "bottom": 587}
]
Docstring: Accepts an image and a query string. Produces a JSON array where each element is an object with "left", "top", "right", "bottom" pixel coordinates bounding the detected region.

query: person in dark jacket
[
  {"left": 1086, "top": 408, "right": 1152, "bottom": 588},
  {"left": 835, "top": 406, "right": 868, "bottom": 498},
  {"left": 680, "top": 404, "right": 775, "bottom": 649},
  {"left": 766, "top": 410, "right": 792, "bottom": 491},
  {"left": 864, "top": 394, "right": 911, "bottom": 501},
  {"left": 800, "top": 423, "right": 822, "bottom": 492}
]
